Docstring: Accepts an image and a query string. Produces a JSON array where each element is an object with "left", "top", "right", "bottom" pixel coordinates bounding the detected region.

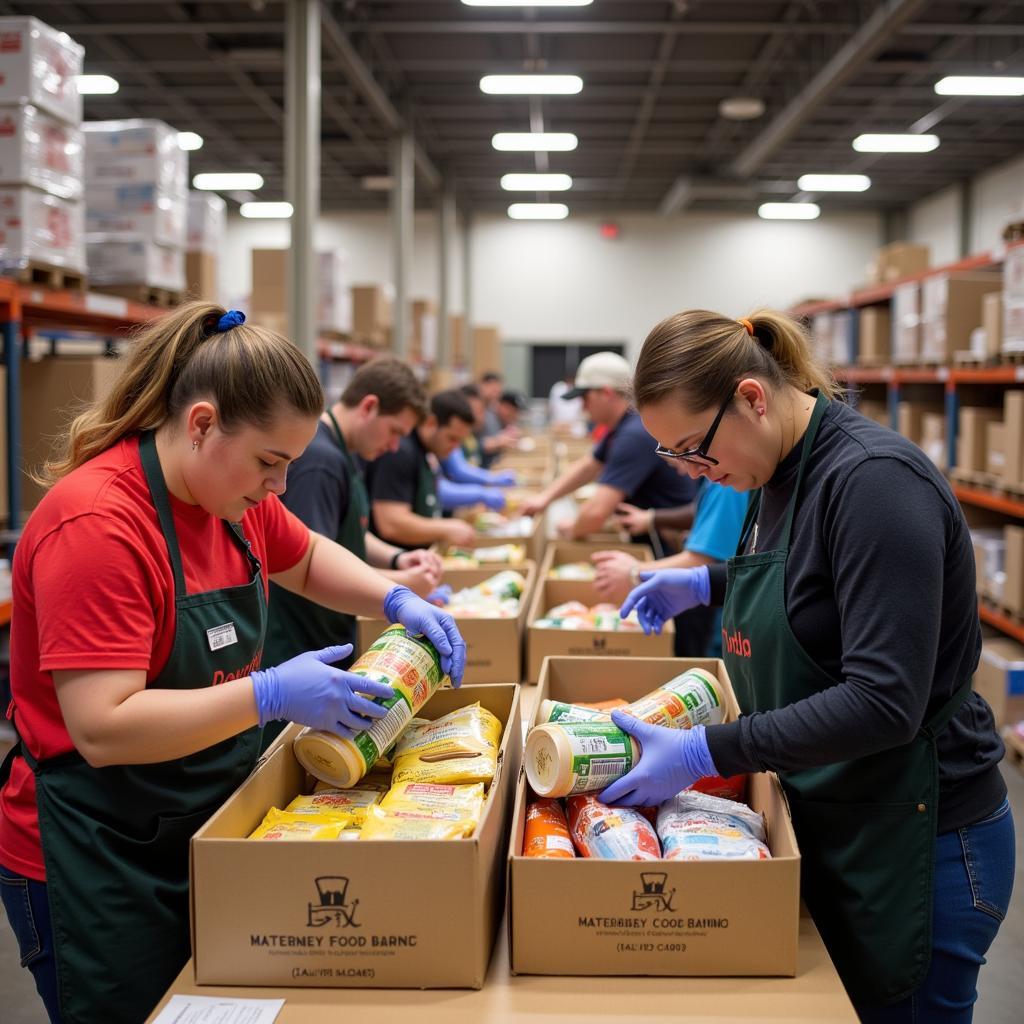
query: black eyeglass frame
[{"left": 653, "top": 391, "right": 734, "bottom": 466}]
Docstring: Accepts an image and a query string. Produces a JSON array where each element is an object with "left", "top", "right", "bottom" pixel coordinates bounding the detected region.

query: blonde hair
[
  {"left": 41, "top": 301, "right": 324, "bottom": 484},
  {"left": 633, "top": 308, "right": 840, "bottom": 414}
]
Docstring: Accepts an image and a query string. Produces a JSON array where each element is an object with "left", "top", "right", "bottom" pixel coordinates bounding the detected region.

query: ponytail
[
  {"left": 633, "top": 307, "right": 840, "bottom": 414},
  {"left": 39, "top": 301, "right": 324, "bottom": 485}
]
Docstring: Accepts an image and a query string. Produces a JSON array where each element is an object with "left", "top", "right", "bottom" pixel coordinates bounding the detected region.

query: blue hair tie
[{"left": 216, "top": 309, "right": 246, "bottom": 332}]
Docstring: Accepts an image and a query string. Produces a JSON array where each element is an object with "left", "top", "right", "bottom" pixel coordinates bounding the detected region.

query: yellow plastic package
[
  {"left": 248, "top": 808, "right": 354, "bottom": 841},
  {"left": 359, "top": 809, "right": 468, "bottom": 842},
  {"left": 391, "top": 703, "right": 502, "bottom": 786},
  {"left": 359, "top": 781, "right": 485, "bottom": 840},
  {"left": 286, "top": 788, "right": 383, "bottom": 823}
]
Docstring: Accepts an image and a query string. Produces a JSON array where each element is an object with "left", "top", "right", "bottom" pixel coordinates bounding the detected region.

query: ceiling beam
[{"left": 730, "top": 0, "right": 931, "bottom": 179}]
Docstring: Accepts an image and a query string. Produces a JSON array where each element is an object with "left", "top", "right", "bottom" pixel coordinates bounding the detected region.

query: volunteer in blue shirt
[{"left": 605, "top": 308, "right": 1014, "bottom": 1022}]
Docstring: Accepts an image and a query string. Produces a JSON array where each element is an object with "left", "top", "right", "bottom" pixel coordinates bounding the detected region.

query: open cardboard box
[
  {"left": 526, "top": 544, "right": 672, "bottom": 682},
  {"left": 190, "top": 684, "right": 521, "bottom": 989},
  {"left": 459, "top": 510, "right": 546, "bottom": 566},
  {"left": 508, "top": 657, "right": 800, "bottom": 977},
  {"left": 358, "top": 562, "right": 536, "bottom": 684}
]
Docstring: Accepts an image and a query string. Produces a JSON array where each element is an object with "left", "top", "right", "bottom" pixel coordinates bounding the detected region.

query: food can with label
[
  {"left": 624, "top": 668, "right": 724, "bottom": 729},
  {"left": 525, "top": 721, "right": 639, "bottom": 798},
  {"left": 293, "top": 624, "right": 449, "bottom": 789}
]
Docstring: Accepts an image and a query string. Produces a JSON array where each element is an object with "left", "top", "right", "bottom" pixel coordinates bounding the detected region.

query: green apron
[
  {"left": 414, "top": 439, "right": 440, "bottom": 519},
  {"left": 25, "top": 430, "right": 266, "bottom": 1023},
  {"left": 720, "top": 392, "right": 971, "bottom": 1007},
  {"left": 262, "top": 411, "right": 366, "bottom": 747}
]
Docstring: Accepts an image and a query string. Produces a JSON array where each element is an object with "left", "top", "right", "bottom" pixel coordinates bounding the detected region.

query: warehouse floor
[{"left": 0, "top": 739, "right": 1021, "bottom": 1024}]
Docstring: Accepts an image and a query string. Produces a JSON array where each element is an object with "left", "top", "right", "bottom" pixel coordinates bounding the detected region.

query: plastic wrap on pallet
[
  {"left": 187, "top": 191, "right": 226, "bottom": 254},
  {"left": 891, "top": 282, "right": 920, "bottom": 363},
  {"left": 83, "top": 119, "right": 187, "bottom": 195},
  {"left": 0, "top": 184, "right": 84, "bottom": 272},
  {"left": 85, "top": 183, "right": 187, "bottom": 248},
  {"left": 0, "top": 17, "right": 83, "bottom": 126},
  {"left": 0, "top": 103, "right": 83, "bottom": 199},
  {"left": 85, "top": 236, "right": 184, "bottom": 290},
  {"left": 318, "top": 250, "right": 352, "bottom": 333}
]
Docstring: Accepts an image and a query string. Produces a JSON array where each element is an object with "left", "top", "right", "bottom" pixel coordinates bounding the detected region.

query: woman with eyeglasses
[{"left": 601, "top": 309, "right": 1014, "bottom": 1022}]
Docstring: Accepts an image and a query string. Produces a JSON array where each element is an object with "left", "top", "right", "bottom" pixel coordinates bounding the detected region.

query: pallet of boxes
[
  {"left": 185, "top": 192, "right": 225, "bottom": 302},
  {"left": 189, "top": 624, "right": 522, "bottom": 989},
  {"left": 0, "top": 16, "right": 86, "bottom": 292},
  {"left": 1004, "top": 244, "right": 1024, "bottom": 363},
  {"left": 249, "top": 248, "right": 352, "bottom": 341},
  {"left": 82, "top": 118, "right": 189, "bottom": 306}
]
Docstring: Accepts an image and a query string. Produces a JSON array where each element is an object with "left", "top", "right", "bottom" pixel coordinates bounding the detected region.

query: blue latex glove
[
  {"left": 599, "top": 711, "right": 717, "bottom": 807},
  {"left": 438, "top": 478, "right": 506, "bottom": 512},
  {"left": 479, "top": 488, "right": 507, "bottom": 511},
  {"left": 441, "top": 448, "right": 512, "bottom": 487},
  {"left": 491, "top": 470, "right": 518, "bottom": 486},
  {"left": 384, "top": 585, "right": 467, "bottom": 686},
  {"left": 251, "top": 644, "right": 395, "bottom": 738},
  {"left": 619, "top": 565, "right": 711, "bottom": 635},
  {"left": 426, "top": 584, "right": 453, "bottom": 606}
]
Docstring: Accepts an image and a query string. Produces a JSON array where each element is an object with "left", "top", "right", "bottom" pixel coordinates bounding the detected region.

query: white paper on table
[{"left": 150, "top": 994, "right": 285, "bottom": 1024}]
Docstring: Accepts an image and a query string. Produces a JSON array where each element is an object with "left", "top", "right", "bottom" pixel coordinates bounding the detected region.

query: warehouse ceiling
[{"left": 14, "top": 0, "right": 1024, "bottom": 216}]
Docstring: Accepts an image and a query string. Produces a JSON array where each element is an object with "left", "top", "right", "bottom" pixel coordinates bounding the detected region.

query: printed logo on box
[
  {"left": 631, "top": 871, "right": 676, "bottom": 913},
  {"left": 307, "top": 875, "right": 361, "bottom": 929}
]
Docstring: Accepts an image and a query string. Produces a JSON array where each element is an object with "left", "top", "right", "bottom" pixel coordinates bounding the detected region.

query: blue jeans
[
  {"left": 0, "top": 864, "right": 62, "bottom": 1023},
  {"left": 856, "top": 798, "right": 1016, "bottom": 1023}
]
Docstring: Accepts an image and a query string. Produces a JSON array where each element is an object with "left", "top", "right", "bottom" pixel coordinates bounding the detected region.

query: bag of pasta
[{"left": 391, "top": 703, "right": 502, "bottom": 787}]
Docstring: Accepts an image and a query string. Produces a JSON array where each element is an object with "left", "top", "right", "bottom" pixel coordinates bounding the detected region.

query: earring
[
  {"left": 192, "top": 440, "right": 200, "bottom": 451},
  {"left": 757, "top": 408, "right": 765, "bottom": 416}
]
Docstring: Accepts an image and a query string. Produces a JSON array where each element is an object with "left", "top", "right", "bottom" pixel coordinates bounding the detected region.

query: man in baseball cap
[{"left": 520, "top": 351, "right": 695, "bottom": 540}]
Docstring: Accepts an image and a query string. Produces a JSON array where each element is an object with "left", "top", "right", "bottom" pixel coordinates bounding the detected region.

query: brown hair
[
  {"left": 41, "top": 302, "right": 324, "bottom": 484},
  {"left": 341, "top": 356, "right": 428, "bottom": 421},
  {"left": 633, "top": 308, "right": 840, "bottom": 414},
  {"left": 430, "top": 389, "right": 476, "bottom": 428}
]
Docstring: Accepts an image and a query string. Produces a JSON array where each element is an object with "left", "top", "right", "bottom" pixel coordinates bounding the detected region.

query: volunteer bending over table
[
  {"left": 0, "top": 303, "right": 466, "bottom": 1024},
  {"left": 605, "top": 309, "right": 1014, "bottom": 1023}
]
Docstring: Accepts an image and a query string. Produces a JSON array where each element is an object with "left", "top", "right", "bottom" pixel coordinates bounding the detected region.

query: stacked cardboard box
[
  {"left": 250, "top": 249, "right": 353, "bottom": 338},
  {"left": 185, "top": 192, "right": 225, "bottom": 302},
  {"left": 318, "top": 251, "right": 351, "bottom": 335},
  {"left": 920, "top": 272, "right": 1002, "bottom": 363},
  {"left": 896, "top": 400, "right": 944, "bottom": 448},
  {"left": 973, "top": 391, "right": 1024, "bottom": 485},
  {"left": 857, "top": 306, "right": 891, "bottom": 365},
  {"left": 810, "top": 312, "right": 833, "bottom": 365},
  {"left": 856, "top": 398, "right": 890, "bottom": 428},
  {"left": 0, "top": 18, "right": 85, "bottom": 277},
  {"left": 972, "top": 528, "right": 1005, "bottom": 600},
  {"left": 973, "top": 638, "right": 1024, "bottom": 728},
  {"left": 866, "top": 241, "right": 929, "bottom": 284},
  {"left": 410, "top": 298, "right": 438, "bottom": 363},
  {"left": 83, "top": 119, "right": 188, "bottom": 292},
  {"left": 1005, "top": 246, "right": 1024, "bottom": 355},
  {"left": 957, "top": 407, "right": 1003, "bottom": 473},
  {"left": 891, "top": 282, "right": 920, "bottom": 363},
  {"left": 472, "top": 325, "right": 502, "bottom": 378}
]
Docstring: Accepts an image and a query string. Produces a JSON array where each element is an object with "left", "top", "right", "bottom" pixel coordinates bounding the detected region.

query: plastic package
[
  {"left": 523, "top": 798, "right": 575, "bottom": 858},
  {"left": 567, "top": 795, "right": 661, "bottom": 860},
  {"left": 391, "top": 703, "right": 502, "bottom": 786},
  {"left": 656, "top": 790, "right": 770, "bottom": 861}
]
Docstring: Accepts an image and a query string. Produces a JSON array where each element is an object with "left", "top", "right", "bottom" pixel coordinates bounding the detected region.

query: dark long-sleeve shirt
[{"left": 706, "top": 398, "right": 1006, "bottom": 833}]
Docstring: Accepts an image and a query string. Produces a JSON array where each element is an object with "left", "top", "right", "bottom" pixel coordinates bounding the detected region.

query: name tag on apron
[{"left": 206, "top": 622, "right": 239, "bottom": 651}]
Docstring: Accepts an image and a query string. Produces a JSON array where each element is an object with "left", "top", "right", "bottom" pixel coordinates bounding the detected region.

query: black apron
[
  {"left": 13, "top": 431, "right": 266, "bottom": 1023},
  {"left": 720, "top": 392, "right": 971, "bottom": 1006}
]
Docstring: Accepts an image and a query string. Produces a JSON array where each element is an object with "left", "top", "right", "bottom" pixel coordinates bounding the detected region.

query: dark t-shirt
[
  {"left": 593, "top": 409, "right": 696, "bottom": 510},
  {"left": 706, "top": 399, "right": 1005, "bottom": 833},
  {"left": 366, "top": 431, "right": 433, "bottom": 538}
]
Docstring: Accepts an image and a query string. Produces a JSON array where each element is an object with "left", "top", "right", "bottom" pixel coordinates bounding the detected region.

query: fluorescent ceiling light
[
  {"left": 177, "top": 131, "right": 204, "bottom": 151},
  {"left": 240, "top": 201, "right": 293, "bottom": 219},
  {"left": 492, "top": 132, "right": 578, "bottom": 152},
  {"left": 852, "top": 133, "right": 939, "bottom": 153},
  {"left": 718, "top": 97, "right": 765, "bottom": 121},
  {"left": 501, "top": 173, "right": 572, "bottom": 191},
  {"left": 758, "top": 202, "right": 820, "bottom": 220},
  {"left": 935, "top": 75, "right": 1024, "bottom": 96},
  {"left": 481, "top": 75, "right": 583, "bottom": 95},
  {"left": 76, "top": 74, "right": 118, "bottom": 95},
  {"left": 193, "top": 172, "right": 264, "bottom": 191},
  {"left": 362, "top": 175, "right": 394, "bottom": 191},
  {"left": 508, "top": 203, "right": 569, "bottom": 220},
  {"left": 797, "top": 173, "right": 871, "bottom": 192},
  {"left": 463, "top": 0, "right": 591, "bottom": 5}
]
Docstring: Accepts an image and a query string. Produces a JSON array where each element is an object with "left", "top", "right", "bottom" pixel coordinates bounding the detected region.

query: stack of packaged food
[
  {"left": 534, "top": 600, "right": 641, "bottom": 630},
  {"left": 547, "top": 561, "right": 596, "bottom": 580},
  {"left": 440, "top": 543, "right": 526, "bottom": 568},
  {"left": 428, "top": 570, "right": 526, "bottom": 619}
]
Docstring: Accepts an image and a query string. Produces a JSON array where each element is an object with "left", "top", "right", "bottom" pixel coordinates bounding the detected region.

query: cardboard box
[
  {"left": 972, "top": 637, "right": 1024, "bottom": 728},
  {"left": 1004, "top": 298, "right": 1024, "bottom": 355},
  {"left": 410, "top": 298, "right": 437, "bottom": 363},
  {"left": 1005, "top": 525, "right": 1024, "bottom": 615},
  {"left": 857, "top": 306, "right": 890, "bottom": 365},
  {"left": 191, "top": 684, "right": 521, "bottom": 989},
  {"left": 472, "top": 325, "right": 501, "bottom": 378},
  {"left": 187, "top": 192, "right": 225, "bottom": 254},
  {"left": 0, "top": 185, "right": 84, "bottom": 271},
  {"left": 20, "top": 356, "right": 121, "bottom": 513},
  {"left": 83, "top": 118, "right": 188, "bottom": 195},
  {"left": 981, "top": 292, "right": 1003, "bottom": 358},
  {"left": 1002, "top": 391, "right": 1024, "bottom": 488},
  {"left": 508, "top": 656, "right": 801, "bottom": 978},
  {"left": 1005, "top": 245, "right": 1024, "bottom": 302},
  {"left": 891, "top": 282, "right": 920, "bottom": 363},
  {"left": 857, "top": 398, "right": 890, "bottom": 427},
  {"left": 87, "top": 238, "right": 184, "bottom": 290},
  {"left": 810, "top": 312, "right": 832, "bottom": 365},
  {"left": 919, "top": 412, "right": 946, "bottom": 470},
  {"left": 449, "top": 313, "right": 466, "bottom": 365},
  {"left": 526, "top": 545, "right": 672, "bottom": 681},
  {"left": 986, "top": 423, "right": 1006, "bottom": 479},
  {"left": 920, "top": 272, "right": 1003, "bottom": 363},
  {"left": 831, "top": 309, "right": 857, "bottom": 366},
  {"left": 318, "top": 251, "right": 351, "bottom": 334},
  {"left": 85, "top": 183, "right": 187, "bottom": 248},
  {"left": 0, "top": 17, "right": 83, "bottom": 125},
  {"left": 0, "top": 103, "right": 83, "bottom": 199},
  {"left": 896, "top": 400, "right": 943, "bottom": 446},
  {"left": 469, "top": 511, "right": 547, "bottom": 567},
  {"left": 867, "top": 241, "right": 929, "bottom": 284},
  {"left": 357, "top": 562, "right": 536, "bottom": 684},
  {"left": 957, "top": 407, "right": 1003, "bottom": 473},
  {"left": 352, "top": 284, "right": 393, "bottom": 340},
  {"left": 185, "top": 250, "right": 218, "bottom": 302},
  {"left": 972, "top": 529, "right": 1004, "bottom": 598},
  {"left": 251, "top": 248, "right": 287, "bottom": 315}
]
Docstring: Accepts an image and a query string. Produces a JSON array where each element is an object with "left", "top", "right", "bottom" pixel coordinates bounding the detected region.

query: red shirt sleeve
[
  {"left": 257, "top": 494, "right": 311, "bottom": 574},
  {"left": 32, "top": 515, "right": 160, "bottom": 673}
]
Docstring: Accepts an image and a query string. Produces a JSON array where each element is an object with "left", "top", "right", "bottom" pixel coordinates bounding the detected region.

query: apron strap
[
  {"left": 139, "top": 431, "right": 188, "bottom": 597},
  {"left": 779, "top": 391, "right": 829, "bottom": 551},
  {"left": 920, "top": 678, "right": 974, "bottom": 740},
  {"left": 736, "top": 490, "right": 762, "bottom": 554}
]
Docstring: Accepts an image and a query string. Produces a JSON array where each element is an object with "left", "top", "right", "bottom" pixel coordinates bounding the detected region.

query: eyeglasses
[{"left": 653, "top": 391, "right": 734, "bottom": 467}]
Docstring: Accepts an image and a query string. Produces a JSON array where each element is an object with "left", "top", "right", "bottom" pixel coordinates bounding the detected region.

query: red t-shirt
[{"left": 0, "top": 437, "right": 311, "bottom": 880}]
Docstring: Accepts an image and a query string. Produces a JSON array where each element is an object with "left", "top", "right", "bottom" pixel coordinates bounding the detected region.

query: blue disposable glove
[
  {"left": 491, "top": 470, "right": 518, "bottom": 487},
  {"left": 479, "top": 488, "right": 507, "bottom": 511},
  {"left": 384, "top": 585, "right": 467, "bottom": 686},
  {"left": 438, "top": 478, "right": 506, "bottom": 512},
  {"left": 619, "top": 565, "right": 711, "bottom": 635},
  {"left": 599, "top": 711, "right": 717, "bottom": 807},
  {"left": 426, "top": 584, "right": 453, "bottom": 606},
  {"left": 251, "top": 644, "right": 395, "bottom": 738}
]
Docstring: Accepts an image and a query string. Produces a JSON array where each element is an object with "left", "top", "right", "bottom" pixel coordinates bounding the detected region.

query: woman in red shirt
[{"left": 0, "top": 303, "right": 466, "bottom": 1024}]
